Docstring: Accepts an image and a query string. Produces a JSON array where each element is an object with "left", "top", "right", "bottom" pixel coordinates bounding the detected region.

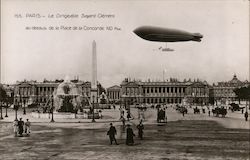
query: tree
[
  {"left": 0, "top": 85, "right": 7, "bottom": 103},
  {"left": 234, "top": 88, "right": 243, "bottom": 104},
  {"left": 234, "top": 85, "right": 250, "bottom": 104},
  {"left": 0, "top": 85, "right": 8, "bottom": 118}
]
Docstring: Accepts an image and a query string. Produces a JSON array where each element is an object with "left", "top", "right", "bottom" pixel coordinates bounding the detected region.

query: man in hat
[
  {"left": 24, "top": 119, "right": 31, "bottom": 135},
  {"left": 245, "top": 111, "right": 248, "bottom": 121},
  {"left": 121, "top": 116, "right": 126, "bottom": 128},
  {"left": 126, "top": 124, "right": 135, "bottom": 145},
  {"left": 107, "top": 123, "right": 118, "bottom": 145},
  {"left": 18, "top": 118, "right": 24, "bottom": 136},
  {"left": 137, "top": 120, "right": 144, "bottom": 140}
]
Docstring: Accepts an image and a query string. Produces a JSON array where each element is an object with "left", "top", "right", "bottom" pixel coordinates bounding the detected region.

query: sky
[{"left": 1, "top": 0, "right": 249, "bottom": 87}]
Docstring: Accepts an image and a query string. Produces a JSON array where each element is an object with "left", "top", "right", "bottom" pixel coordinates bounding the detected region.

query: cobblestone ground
[{"left": 0, "top": 119, "right": 249, "bottom": 160}]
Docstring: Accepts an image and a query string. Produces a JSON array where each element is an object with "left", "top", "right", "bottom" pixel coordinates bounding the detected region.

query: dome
[{"left": 228, "top": 74, "right": 242, "bottom": 84}]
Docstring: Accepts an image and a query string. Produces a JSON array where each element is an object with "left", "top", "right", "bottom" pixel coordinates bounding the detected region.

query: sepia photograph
[{"left": 0, "top": 0, "right": 249, "bottom": 159}]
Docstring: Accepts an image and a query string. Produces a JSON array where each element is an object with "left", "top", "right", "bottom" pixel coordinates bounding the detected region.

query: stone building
[
  {"left": 13, "top": 79, "right": 91, "bottom": 107},
  {"left": 212, "top": 74, "right": 249, "bottom": 104},
  {"left": 185, "top": 81, "right": 210, "bottom": 105},
  {"left": 106, "top": 85, "right": 121, "bottom": 103},
  {"left": 2, "top": 84, "right": 14, "bottom": 98},
  {"left": 120, "top": 78, "right": 209, "bottom": 106}
]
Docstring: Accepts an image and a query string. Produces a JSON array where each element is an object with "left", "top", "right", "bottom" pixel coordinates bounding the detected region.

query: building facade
[
  {"left": 12, "top": 74, "right": 249, "bottom": 107},
  {"left": 14, "top": 80, "right": 91, "bottom": 106},
  {"left": 212, "top": 74, "right": 249, "bottom": 104},
  {"left": 120, "top": 78, "right": 209, "bottom": 105},
  {"left": 107, "top": 85, "right": 121, "bottom": 103}
]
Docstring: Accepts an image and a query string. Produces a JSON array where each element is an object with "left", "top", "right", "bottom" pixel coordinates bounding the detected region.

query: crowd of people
[{"left": 13, "top": 118, "right": 31, "bottom": 137}]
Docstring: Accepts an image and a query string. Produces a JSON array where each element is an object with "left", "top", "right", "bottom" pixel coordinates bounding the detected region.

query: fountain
[
  {"left": 31, "top": 76, "right": 92, "bottom": 119},
  {"left": 53, "top": 76, "right": 81, "bottom": 113}
]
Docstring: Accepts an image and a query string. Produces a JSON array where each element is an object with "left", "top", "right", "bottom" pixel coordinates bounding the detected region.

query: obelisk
[{"left": 91, "top": 40, "right": 98, "bottom": 103}]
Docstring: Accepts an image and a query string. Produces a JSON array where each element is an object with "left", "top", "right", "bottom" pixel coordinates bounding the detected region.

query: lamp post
[
  {"left": 50, "top": 95, "right": 55, "bottom": 122},
  {"left": 92, "top": 95, "right": 95, "bottom": 122},
  {"left": 5, "top": 101, "right": 8, "bottom": 117},
  {"left": 192, "top": 92, "right": 195, "bottom": 107},
  {"left": 14, "top": 103, "right": 18, "bottom": 121},
  {"left": 13, "top": 98, "right": 18, "bottom": 121},
  {"left": 0, "top": 102, "right": 3, "bottom": 119},
  {"left": 23, "top": 98, "right": 26, "bottom": 115}
]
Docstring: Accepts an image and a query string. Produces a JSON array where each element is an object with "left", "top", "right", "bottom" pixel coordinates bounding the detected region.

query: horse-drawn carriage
[
  {"left": 176, "top": 106, "right": 187, "bottom": 114},
  {"left": 229, "top": 103, "right": 244, "bottom": 112},
  {"left": 212, "top": 107, "right": 227, "bottom": 117},
  {"left": 193, "top": 107, "right": 200, "bottom": 114},
  {"left": 180, "top": 107, "right": 187, "bottom": 114}
]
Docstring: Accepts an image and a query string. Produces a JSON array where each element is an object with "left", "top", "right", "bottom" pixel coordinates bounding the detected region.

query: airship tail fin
[
  {"left": 192, "top": 33, "right": 203, "bottom": 42},
  {"left": 193, "top": 37, "right": 202, "bottom": 42}
]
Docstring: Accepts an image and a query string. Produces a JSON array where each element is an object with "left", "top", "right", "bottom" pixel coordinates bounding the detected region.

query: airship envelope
[{"left": 133, "top": 26, "right": 203, "bottom": 42}]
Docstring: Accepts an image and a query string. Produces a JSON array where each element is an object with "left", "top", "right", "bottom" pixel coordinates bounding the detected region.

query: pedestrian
[
  {"left": 24, "top": 119, "right": 31, "bottom": 135},
  {"left": 136, "top": 120, "right": 144, "bottom": 140},
  {"left": 242, "top": 108, "right": 244, "bottom": 114},
  {"left": 121, "top": 116, "right": 126, "bottom": 128},
  {"left": 18, "top": 118, "right": 24, "bottom": 137},
  {"left": 244, "top": 111, "right": 248, "bottom": 121},
  {"left": 208, "top": 110, "right": 211, "bottom": 117},
  {"left": 98, "top": 110, "right": 102, "bottom": 119},
  {"left": 138, "top": 110, "right": 142, "bottom": 120},
  {"left": 164, "top": 108, "right": 167, "bottom": 123},
  {"left": 202, "top": 108, "right": 205, "bottom": 114},
  {"left": 119, "top": 108, "right": 123, "bottom": 118},
  {"left": 126, "top": 124, "right": 135, "bottom": 145},
  {"left": 107, "top": 123, "right": 118, "bottom": 145},
  {"left": 127, "top": 112, "right": 131, "bottom": 121},
  {"left": 13, "top": 120, "right": 18, "bottom": 137}
]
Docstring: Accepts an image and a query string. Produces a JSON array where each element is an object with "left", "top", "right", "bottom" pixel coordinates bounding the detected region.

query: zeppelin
[{"left": 133, "top": 26, "right": 203, "bottom": 42}]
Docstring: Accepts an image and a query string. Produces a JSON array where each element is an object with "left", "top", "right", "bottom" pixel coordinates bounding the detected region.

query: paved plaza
[{"left": 0, "top": 106, "right": 249, "bottom": 160}]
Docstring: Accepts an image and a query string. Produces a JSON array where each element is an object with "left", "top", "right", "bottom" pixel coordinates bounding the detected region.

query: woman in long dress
[
  {"left": 13, "top": 120, "right": 18, "bottom": 137},
  {"left": 126, "top": 124, "right": 135, "bottom": 145}
]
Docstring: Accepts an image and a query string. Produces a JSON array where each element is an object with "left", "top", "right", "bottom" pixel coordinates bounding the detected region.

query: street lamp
[
  {"left": 5, "top": 100, "right": 8, "bottom": 117},
  {"left": 13, "top": 97, "right": 18, "bottom": 121},
  {"left": 50, "top": 95, "right": 55, "bottom": 122},
  {"left": 23, "top": 98, "right": 26, "bottom": 115},
  {"left": 92, "top": 95, "right": 95, "bottom": 122},
  {"left": 14, "top": 103, "right": 18, "bottom": 121},
  {"left": 0, "top": 102, "right": 3, "bottom": 119}
]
